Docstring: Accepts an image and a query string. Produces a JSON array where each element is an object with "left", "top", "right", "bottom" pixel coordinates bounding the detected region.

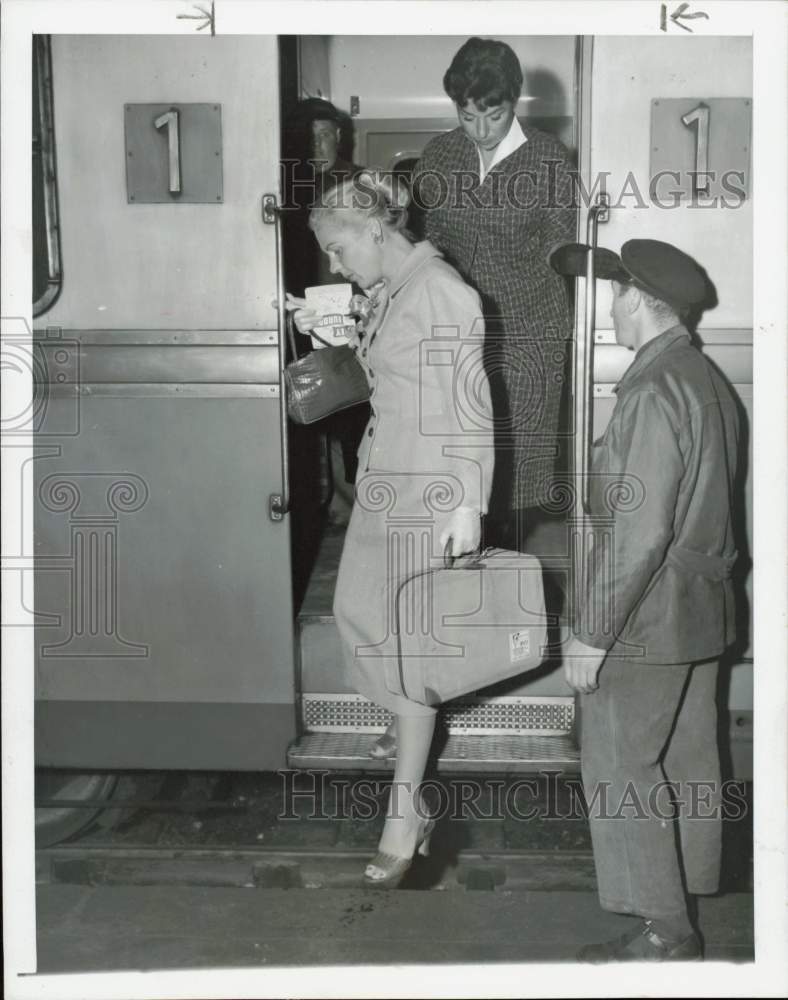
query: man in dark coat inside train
[
  {"left": 282, "top": 96, "right": 364, "bottom": 292},
  {"left": 551, "top": 239, "right": 740, "bottom": 962},
  {"left": 281, "top": 97, "right": 369, "bottom": 532}
]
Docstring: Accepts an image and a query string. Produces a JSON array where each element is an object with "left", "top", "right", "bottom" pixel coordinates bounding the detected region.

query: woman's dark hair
[{"left": 443, "top": 37, "right": 523, "bottom": 109}]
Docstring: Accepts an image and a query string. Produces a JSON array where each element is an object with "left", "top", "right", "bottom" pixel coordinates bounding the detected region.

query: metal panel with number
[
  {"left": 125, "top": 102, "right": 223, "bottom": 204},
  {"left": 649, "top": 97, "right": 752, "bottom": 202},
  {"left": 45, "top": 36, "right": 278, "bottom": 330}
]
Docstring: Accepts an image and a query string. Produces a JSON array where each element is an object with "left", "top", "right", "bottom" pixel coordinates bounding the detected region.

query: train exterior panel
[{"left": 34, "top": 35, "right": 295, "bottom": 770}]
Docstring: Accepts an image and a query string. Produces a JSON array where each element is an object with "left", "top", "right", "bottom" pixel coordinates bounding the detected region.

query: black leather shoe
[{"left": 577, "top": 920, "right": 703, "bottom": 963}]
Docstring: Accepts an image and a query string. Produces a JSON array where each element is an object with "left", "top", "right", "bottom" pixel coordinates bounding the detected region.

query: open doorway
[{"left": 278, "top": 35, "right": 581, "bottom": 614}]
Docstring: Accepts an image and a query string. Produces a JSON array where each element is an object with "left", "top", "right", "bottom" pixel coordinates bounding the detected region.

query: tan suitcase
[{"left": 385, "top": 548, "right": 549, "bottom": 707}]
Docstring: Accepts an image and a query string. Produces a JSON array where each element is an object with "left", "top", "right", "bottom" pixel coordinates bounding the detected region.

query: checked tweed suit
[{"left": 412, "top": 125, "right": 577, "bottom": 513}]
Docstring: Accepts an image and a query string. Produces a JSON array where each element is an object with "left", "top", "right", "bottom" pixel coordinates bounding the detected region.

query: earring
[{"left": 373, "top": 232, "right": 383, "bottom": 245}]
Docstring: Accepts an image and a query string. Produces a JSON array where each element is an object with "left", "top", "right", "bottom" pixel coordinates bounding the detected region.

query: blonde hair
[{"left": 309, "top": 170, "right": 413, "bottom": 239}]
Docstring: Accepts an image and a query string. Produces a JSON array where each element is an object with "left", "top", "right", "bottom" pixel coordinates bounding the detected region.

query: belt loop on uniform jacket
[{"left": 666, "top": 545, "right": 737, "bottom": 581}]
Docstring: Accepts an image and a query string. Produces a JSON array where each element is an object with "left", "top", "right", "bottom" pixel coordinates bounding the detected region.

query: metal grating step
[
  {"left": 287, "top": 731, "right": 580, "bottom": 774},
  {"left": 302, "top": 693, "right": 575, "bottom": 736}
]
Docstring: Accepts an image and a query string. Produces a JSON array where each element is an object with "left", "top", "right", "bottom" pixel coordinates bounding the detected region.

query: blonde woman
[{"left": 286, "top": 172, "right": 494, "bottom": 886}]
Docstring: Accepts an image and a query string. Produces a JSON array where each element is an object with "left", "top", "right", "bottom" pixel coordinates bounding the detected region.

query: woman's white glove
[
  {"left": 439, "top": 506, "right": 481, "bottom": 559},
  {"left": 284, "top": 293, "right": 319, "bottom": 335}
]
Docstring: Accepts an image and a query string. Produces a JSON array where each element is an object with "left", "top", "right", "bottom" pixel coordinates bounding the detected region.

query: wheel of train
[
  {"left": 35, "top": 770, "right": 119, "bottom": 847},
  {"left": 34, "top": 769, "right": 165, "bottom": 847}
]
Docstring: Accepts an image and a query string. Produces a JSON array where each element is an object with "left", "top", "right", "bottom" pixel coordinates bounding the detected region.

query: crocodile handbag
[{"left": 284, "top": 318, "right": 370, "bottom": 425}]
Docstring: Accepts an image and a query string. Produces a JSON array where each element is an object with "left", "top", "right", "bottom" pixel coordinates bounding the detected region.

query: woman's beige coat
[{"left": 334, "top": 241, "right": 495, "bottom": 716}]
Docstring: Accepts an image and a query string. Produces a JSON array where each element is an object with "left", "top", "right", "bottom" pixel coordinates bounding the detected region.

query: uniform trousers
[{"left": 580, "top": 657, "right": 722, "bottom": 919}]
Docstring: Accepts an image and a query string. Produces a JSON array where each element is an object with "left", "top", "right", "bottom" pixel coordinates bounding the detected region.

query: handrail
[
  {"left": 577, "top": 192, "right": 610, "bottom": 513},
  {"left": 262, "top": 193, "right": 290, "bottom": 521}
]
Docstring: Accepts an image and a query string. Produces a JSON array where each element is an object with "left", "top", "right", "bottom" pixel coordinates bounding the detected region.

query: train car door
[
  {"left": 33, "top": 35, "right": 295, "bottom": 819},
  {"left": 286, "top": 35, "right": 583, "bottom": 774}
]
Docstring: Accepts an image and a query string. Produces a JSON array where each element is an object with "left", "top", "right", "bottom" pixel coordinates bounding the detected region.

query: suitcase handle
[{"left": 443, "top": 539, "right": 486, "bottom": 569}]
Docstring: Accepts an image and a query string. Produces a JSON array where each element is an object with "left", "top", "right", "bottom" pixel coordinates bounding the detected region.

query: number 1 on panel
[
  {"left": 681, "top": 103, "right": 710, "bottom": 195},
  {"left": 154, "top": 109, "right": 181, "bottom": 195}
]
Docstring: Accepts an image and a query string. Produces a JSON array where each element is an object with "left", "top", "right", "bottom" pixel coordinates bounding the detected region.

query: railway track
[
  {"left": 36, "top": 841, "right": 599, "bottom": 893},
  {"left": 34, "top": 771, "right": 753, "bottom": 893}
]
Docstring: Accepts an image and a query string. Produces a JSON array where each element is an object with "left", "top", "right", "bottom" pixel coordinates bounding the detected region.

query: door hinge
[
  {"left": 262, "top": 194, "right": 278, "bottom": 225},
  {"left": 269, "top": 493, "right": 285, "bottom": 521}
]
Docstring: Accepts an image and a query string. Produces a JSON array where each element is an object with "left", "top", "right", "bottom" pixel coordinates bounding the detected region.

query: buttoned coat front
[
  {"left": 412, "top": 125, "right": 577, "bottom": 510},
  {"left": 333, "top": 241, "right": 495, "bottom": 716},
  {"left": 575, "top": 326, "right": 740, "bottom": 664}
]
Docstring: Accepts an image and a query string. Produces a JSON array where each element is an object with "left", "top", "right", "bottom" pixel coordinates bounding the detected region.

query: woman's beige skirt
[{"left": 333, "top": 472, "right": 443, "bottom": 719}]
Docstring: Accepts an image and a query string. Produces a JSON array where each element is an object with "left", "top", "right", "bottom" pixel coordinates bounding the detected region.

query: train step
[
  {"left": 294, "top": 520, "right": 575, "bottom": 773},
  {"left": 287, "top": 693, "right": 580, "bottom": 773}
]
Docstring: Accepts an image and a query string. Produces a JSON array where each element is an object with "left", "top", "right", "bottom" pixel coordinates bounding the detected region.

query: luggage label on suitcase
[{"left": 389, "top": 548, "right": 549, "bottom": 707}]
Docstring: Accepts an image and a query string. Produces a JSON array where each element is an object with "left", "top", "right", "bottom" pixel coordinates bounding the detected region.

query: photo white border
[{"left": 2, "top": 2, "right": 786, "bottom": 998}]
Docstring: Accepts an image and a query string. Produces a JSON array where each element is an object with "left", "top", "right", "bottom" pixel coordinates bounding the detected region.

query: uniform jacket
[
  {"left": 576, "top": 326, "right": 739, "bottom": 663},
  {"left": 411, "top": 126, "right": 577, "bottom": 508},
  {"left": 355, "top": 241, "right": 494, "bottom": 519}
]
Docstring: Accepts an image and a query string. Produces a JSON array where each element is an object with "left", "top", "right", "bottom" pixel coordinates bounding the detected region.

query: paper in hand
[{"left": 305, "top": 283, "right": 356, "bottom": 349}]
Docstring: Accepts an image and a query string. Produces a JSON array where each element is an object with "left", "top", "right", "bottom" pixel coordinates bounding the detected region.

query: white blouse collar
[{"left": 477, "top": 114, "right": 528, "bottom": 181}]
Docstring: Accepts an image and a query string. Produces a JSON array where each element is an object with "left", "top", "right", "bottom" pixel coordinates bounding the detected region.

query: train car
[{"left": 27, "top": 30, "right": 753, "bottom": 846}]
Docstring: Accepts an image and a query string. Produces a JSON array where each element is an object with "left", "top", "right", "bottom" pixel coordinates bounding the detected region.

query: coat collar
[
  {"left": 615, "top": 324, "right": 691, "bottom": 393},
  {"left": 387, "top": 240, "right": 443, "bottom": 299}
]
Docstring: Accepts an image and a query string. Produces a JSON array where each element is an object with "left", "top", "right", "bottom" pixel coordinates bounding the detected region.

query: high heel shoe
[
  {"left": 367, "top": 724, "right": 397, "bottom": 760},
  {"left": 363, "top": 816, "right": 435, "bottom": 889}
]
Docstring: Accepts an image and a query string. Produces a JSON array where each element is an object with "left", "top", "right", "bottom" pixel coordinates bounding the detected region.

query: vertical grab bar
[
  {"left": 263, "top": 193, "right": 290, "bottom": 521},
  {"left": 577, "top": 193, "right": 609, "bottom": 513}
]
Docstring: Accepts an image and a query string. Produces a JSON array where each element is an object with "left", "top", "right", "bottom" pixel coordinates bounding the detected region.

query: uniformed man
[{"left": 550, "top": 239, "right": 740, "bottom": 961}]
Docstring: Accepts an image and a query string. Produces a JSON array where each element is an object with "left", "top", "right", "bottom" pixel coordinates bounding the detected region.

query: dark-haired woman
[{"left": 412, "top": 37, "right": 577, "bottom": 550}]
